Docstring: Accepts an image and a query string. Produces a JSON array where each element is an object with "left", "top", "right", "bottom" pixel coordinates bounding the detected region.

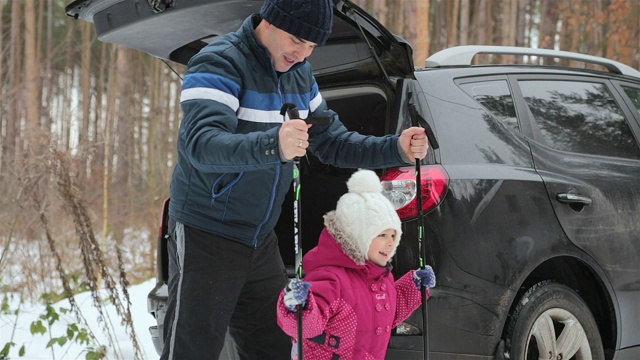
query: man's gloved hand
[
  {"left": 413, "top": 265, "right": 436, "bottom": 290},
  {"left": 283, "top": 279, "right": 311, "bottom": 312}
]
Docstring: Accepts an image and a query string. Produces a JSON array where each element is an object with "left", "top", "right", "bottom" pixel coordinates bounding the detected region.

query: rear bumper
[
  {"left": 147, "top": 282, "right": 167, "bottom": 355},
  {"left": 149, "top": 324, "right": 163, "bottom": 355}
]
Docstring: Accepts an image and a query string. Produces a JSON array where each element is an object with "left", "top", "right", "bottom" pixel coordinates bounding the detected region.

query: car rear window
[
  {"left": 520, "top": 80, "right": 640, "bottom": 160},
  {"left": 459, "top": 80, "right": 519, "bottom": 133}
]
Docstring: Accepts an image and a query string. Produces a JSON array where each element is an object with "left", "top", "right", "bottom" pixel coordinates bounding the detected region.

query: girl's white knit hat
[{"left": 334, "top": 169, "right": 403, "bottom": 261}]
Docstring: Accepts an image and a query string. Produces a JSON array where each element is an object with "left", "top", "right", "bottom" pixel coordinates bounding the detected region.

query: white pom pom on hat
[{"left": 334, "top": 169, "right": 402, "bottom": 261}]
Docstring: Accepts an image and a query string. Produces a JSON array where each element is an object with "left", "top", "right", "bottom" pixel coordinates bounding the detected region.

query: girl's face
[{"left": 367, "top": 229, "right": 397, "bottom": 266}]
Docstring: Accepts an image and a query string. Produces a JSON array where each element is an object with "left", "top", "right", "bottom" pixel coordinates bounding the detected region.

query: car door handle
[{"left": 556, "top": 193, "right": 592, "bottom": 206}]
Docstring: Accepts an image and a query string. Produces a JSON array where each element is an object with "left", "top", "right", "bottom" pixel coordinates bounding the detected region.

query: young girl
[{"left": 277, "top": 169, "right": 436, "bottom": 360}]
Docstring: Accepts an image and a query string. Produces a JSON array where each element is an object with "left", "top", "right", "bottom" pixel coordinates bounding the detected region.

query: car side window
[
  {"left": 519, "top": 80, "right": 640, "bottom": 160},
  {"left": 459, "top": 80, "right": 519, "bottom": 133},
  {"left": 622, "top": 85, "right": 640, "bottom": 113}
]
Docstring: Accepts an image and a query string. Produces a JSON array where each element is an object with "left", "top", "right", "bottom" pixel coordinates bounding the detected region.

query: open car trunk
[
  {"left": 65, "top": 0, "right": 415, "bottom": 81},
  {"left": 276, "top": 84, "right": 396, "bottom": 274}
]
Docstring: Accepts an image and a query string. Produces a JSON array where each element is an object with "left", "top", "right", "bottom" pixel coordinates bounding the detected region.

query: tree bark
[
  {"left": 78, "top": 22, "right": 93, "bottom": 178},
  {"left": 24, "top": 0, "right": 39, "bottom": 132},
  {"left": 516, "top": 0, "right": 527, "bottom": 48},
  {"left": 475, "top": 0, "right": 488, "bottom": 45},
  {"left": 449, "top": 0, "right": 460, "bottom": 47},
  {"left": 539, "top": 0, "right": 559, "bottom": 50},
  {"left": 0, "top": 1, "right": 5, "bottom": 175},
  {"left": 460, "top": 0, "right": 469, "bottom": 45},
  {"left": 7, "top": 1, "right": 23, "bottom": 167},
  {"left": 43, "top": 0, "right": 54, "bottom": 132}
]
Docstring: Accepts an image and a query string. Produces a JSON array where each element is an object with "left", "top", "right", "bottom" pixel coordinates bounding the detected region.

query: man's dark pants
[{"left": 160, "top": 218, "right": 291, "bottom": 360}]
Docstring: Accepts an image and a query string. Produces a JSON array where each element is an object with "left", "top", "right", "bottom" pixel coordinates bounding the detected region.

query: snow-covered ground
[{"left": 1, "top": 279, "right": 159, "bottom": 360}]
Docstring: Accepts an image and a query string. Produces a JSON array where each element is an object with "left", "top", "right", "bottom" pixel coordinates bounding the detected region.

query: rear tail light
[{"left": 381, "top": 165, "right": 449, "bottom": 221}]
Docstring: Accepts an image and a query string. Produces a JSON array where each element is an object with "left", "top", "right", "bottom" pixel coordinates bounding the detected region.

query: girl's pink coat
[{"left": 277, "top": 227, "right": 423, "bottom": 359}]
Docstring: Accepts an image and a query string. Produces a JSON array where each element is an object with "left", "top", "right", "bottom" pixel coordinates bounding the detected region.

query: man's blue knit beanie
[{"left": 260, "top": 0, "right": 333, "bottom": 45}]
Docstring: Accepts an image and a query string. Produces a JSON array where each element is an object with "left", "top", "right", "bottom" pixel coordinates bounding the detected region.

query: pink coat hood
[{"left": 277, "top": 212, "right": 423, "bottom": 360}]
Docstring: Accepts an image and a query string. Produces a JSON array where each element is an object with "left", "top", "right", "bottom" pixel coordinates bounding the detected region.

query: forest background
[{"left": 1, "top": 0, "right": 639, "bottom": 358}]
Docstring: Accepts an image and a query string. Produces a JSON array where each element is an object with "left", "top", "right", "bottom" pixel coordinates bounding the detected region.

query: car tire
[{"left": 504, "top": 280, "right": 605, "bottom": 360}]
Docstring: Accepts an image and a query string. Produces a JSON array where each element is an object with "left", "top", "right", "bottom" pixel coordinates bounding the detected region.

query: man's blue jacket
[{"left": 169, "top": 14, "right": 409, "bottom": 247}]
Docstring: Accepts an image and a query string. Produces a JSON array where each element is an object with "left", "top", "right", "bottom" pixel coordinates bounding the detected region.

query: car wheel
[{"left": 505, "top": 280, "right": 604, "bottom": 360}]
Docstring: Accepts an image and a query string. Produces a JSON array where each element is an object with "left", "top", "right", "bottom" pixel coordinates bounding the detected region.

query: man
[{"left": 161, "top": 0, "right": 429, "bottom": 359}]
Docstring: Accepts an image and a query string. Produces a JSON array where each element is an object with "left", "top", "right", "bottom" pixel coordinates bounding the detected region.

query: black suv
[{"left": 66, "top": 0, "right": 640, "bottom": 359}]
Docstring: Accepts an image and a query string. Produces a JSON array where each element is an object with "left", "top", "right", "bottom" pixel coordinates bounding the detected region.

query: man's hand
[
  {"left": 279, "top": 119, "right": 311, "bottom": 160},
  {"left": 399, "top": 127, "right": 429, "bottom": 162}
]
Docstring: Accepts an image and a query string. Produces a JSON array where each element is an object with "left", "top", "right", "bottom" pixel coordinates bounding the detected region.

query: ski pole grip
[
  {"left": 408, "top": 103, "right": 439, "bottom": 150},
  {"left": 280, "top": 103, "right": 300, "bottom": 119}
]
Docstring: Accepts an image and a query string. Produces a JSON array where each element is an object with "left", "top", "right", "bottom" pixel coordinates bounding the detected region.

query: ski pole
[
  {"left": 279, "top": 103, "right": 331, "bottom": 359},
  {"left": 293, "top": 160, "right": 304, "bottom": 360},
  {"left": 280, "top": 103, "right": 304, "bottom": 360},
  {"left": 415, "top": 153, "right": 429, "bottom": 360},
  {"left": 408, "top": 101, "right": 433, "bottom": 360}
]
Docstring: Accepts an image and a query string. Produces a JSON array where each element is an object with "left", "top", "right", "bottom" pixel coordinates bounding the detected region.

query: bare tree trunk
[
  {"left": 526, "top": 0, "right": 536, "bottom": 49},
  {"left": 7, "top": 1, "right": 23, "bottom": 168},
  {"left": 99, "top": 45, "right": 120, "bottom": 287},
  {"left": 36, "top": 0, "right": 45, "bottom": 128},
  {"left": 475, "top": 0, "right": 488, "bottom": 45},
  {"left": 114, "top": 47, "right": 133, "bottom": 222},
  {"left": 58, "top": 26, "right": 72, "bottom": 150},
  {"left": 633, "top": 0, "right": 640, "bottom": 69},
  {"left": 571, "top": 2, "right": 584, "bottom": 62},
  {"left": 516, "top": 0, "right": 527, "bottom": 48},
  {"left": 556, "top": 2, "right": 575, "bottom": 66},
  {"left": 417, "top": 0, "right": 430, "bottom": 61},
  {"left": 131, "top": 53, "right": 146, "bottom": 198},
  {"left": 509, "top": 0, "right": 518, "bottom": 47},
  {"left": 93, "top": 43, "right": 109, "bottom": 180},
  {"left": 487, "top": 1, "right": 498, "bottom": 45},
  {"left": 606, "top": 0, "right": 636, "bottom": 67},
  {"left": 432, "top": 1, "right": 442, "bottom": 52},
  {"left": 100, "top": 46, "right": 134, "bottom": 265},
  {"left": 501, "top": 0, "right": 511, "bottom": 46},
  {"left": 539, "top": 0, "right": 559, "bottom": 49},
  {"left": 403, "top": 0, "right": 430, "bottom": 65},
  {"left": 460, "top": 0, "right": 469, "bottom": 45},
  {"left": 43, "top": 0, "right": 54, "bottom": 132},
  {"left": 500, "top": 0, "right": 513, "bottom": 62},
  {"left": 505, "top": 0, "right": 519, "bottom": 62},
  {"left": 449, "top": 0, "right": 460, "bottom": 47},
  {"left": 25, "top": 0, "right": 41, "bottom": 138},
  {"left": 80, "top": 22, "right": 93, "bottom": 178},
  {"left": 590, "top": 0, "right": 604, "bottom": 57},
  {"left": 0, "top": 1, "right": 5, "bottom": 176}
]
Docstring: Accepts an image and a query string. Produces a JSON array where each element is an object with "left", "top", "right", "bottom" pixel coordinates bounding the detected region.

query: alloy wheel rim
[{"left": 526, "top": 308, "right": 592, "bottom": 360}]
